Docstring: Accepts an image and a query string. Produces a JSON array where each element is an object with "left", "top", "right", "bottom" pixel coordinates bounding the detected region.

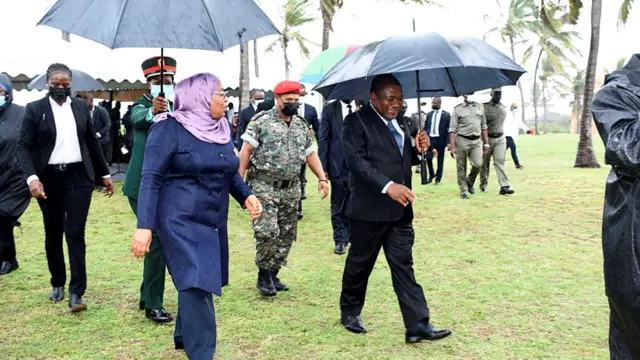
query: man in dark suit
[
  {"left": 339, "top": 74, "right": 451, "bottom": 343},
  {"left": 425, "top": 97, "right": 450, "bottom": 184},
  {"left": 236, "top": 90, "right": 265, "bottom": 150},
  {"left": 297, "top": 84, "right": 319, "bottom": 219},
  {"left": 18, "top": 63, "right": 113, "bottom": 312},
  {"left": 318, "top": 99, "right": 354, "bottom": 255},
  {"left": 81, "top": 93, "right": 111, "bottom": 165}
]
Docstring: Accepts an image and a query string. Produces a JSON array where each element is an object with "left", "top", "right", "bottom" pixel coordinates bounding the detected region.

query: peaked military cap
[{"left": 141, "top": 56, "right": 177, "bottom": 79}]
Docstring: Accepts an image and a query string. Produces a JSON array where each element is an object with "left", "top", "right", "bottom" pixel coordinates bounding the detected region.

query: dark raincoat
[
  {"left": 0, "top": 74, "right": 29, "bottom": 220},
  {"left": 592, "top": 53, "right": 640, "bottom": 359}
]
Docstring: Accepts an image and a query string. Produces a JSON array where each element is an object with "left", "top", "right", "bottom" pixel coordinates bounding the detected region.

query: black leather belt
[
  {"left": 489, "top": 133, "right": 504, "bottom": 138},
  {"left": 48, "top": 162, "right": 82, "bottom": 172},
  {"left": 253, "top": 172, "right": 297, "bottom": 189},
  {"left": 458, "top": 134, "right": 480, "bottom": 140}
]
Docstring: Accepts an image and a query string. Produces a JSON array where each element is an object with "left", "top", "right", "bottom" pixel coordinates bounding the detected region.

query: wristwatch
[{"left": 483, "top": 143, "right": 490, "bottom": 148}]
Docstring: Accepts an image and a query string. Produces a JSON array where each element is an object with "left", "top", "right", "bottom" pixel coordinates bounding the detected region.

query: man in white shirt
[{"left": 504, "top": 103, "right": 528, "bottom": 169}]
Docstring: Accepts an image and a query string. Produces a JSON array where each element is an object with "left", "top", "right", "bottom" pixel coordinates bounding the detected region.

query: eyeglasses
[{"left": 213, "top": 91, "right": 227, "bottom": 98}]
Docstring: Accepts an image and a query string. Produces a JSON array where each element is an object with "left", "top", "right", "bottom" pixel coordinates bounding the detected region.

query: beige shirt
[
  {"left": 483, "top": 102, "right": 508, "bottom": 135},
  {"left": 450, "top": 101, "right": 487, "bottom": 137}
]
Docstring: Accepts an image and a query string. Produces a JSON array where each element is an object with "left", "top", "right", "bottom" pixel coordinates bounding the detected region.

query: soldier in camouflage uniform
[
  {"left": 469, "top": 88, "right": 515, "bottom": 195},
  {"left": 449, "top": 94, "right": 489, "bottom": 199},
  {"left": 239, "top": 80, "right": 329, "bottom": 297}
]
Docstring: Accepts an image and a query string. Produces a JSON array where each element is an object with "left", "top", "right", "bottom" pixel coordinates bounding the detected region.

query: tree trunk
[
  {"left": 283, "top": 40, "right": 291, "bottom": 80},
  {"left": 239, "top": 41, "right": 250, "bottom": 113},
  {"left": 542, "top": 80, "right": 548, "bottom": 134},
  {"left": 532, "top": 48, "right": 543, "bottom": 135},
  {"left": 574, "top": 0, "right": 601, "bottom": 168},
  {"left": 253, "top": 40, "right": 260, "bottom": 78},
  {"left": 321, "top": 3, "right": 332, "bottom": 51},
  {"left": 509, "top": 34, "right": 527, "bottom": 125}
]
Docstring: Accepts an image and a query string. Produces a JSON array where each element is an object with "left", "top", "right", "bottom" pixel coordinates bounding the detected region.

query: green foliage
[{"left": 267, "top": 0, "right": 318, "bottom": 58}]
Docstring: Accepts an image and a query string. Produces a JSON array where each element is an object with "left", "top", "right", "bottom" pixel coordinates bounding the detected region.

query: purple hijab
[{"left": 154, "top": 73, "right": 230, "bottom": 144}]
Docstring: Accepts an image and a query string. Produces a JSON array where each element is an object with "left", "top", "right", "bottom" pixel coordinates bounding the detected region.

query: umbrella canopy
[
  {"left": 27, "top": 69, "right": 104, "bottom": 91},
  {"left": 299, "top": 45, "right": 359, "bottom": 84},
  {"left": 37, "top": 0, "right": 280, "bottom": 51},
  {"left": 313, "top": 33, "right": 526, "bottom": 101}
]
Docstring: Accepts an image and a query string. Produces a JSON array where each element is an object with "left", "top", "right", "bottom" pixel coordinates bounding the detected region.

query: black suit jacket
[
  {"left": 318, "top": 101, "right": 348, "bottom": 180},
  {"left": 92, "top": 105, "right": 111, "bottom": 145},
  {"left": 301, "top": 103, "right": 319, "bottom": 140},
  {"left": 341, "top": 104, "right": 420, "bottom": 222},
  {"left": 237, "top": 105, "right": 257, "bottom": 142},
  {"left": 18, "top": 96, "right": 110, "bottom": 183},
  {"left": 425, "top": 110, "right": 451, "bottom": 148}
]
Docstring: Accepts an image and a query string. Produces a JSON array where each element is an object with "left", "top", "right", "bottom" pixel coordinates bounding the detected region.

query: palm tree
[
  {"left": 540, "top": 0, "right": 635, "bottom": 167},
  {"left": 320, "top": 0, "right": 438, "bottom": 50},
  {"left": 267, "top": 0, "right": 317, "bottom": 79},
  {"left": 239, "top": 42, "right": 250, "bottom": 111},
  {"left": 254, "top": 40, "right": 260, "bottom": 78},
  {"left": 485, "top": 0, "right": 539, "bottom": 125},
  {"left": 524, "top": 3, "right": 580, "bottom": 135}
]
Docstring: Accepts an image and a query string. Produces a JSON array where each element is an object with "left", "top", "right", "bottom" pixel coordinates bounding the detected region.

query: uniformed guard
[
  {"left": 122, "top": 56, "right": 176, "bottom": 323},
  {"left": 449, "top": 94, "right": 489, "bottom": 199},
  {"left": 470, "top": 88, "right": 515, "bottom": 195},
  {"left": 239, "top": 80, "right": 329, "bottom": 297}
]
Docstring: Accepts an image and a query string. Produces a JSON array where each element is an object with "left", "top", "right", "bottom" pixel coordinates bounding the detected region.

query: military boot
[
  {"left": 271, "top": 269, "right": 289, "bottom": 292},
  {"left": 257, "top": 269, "right": 277, "bottom": 296}
]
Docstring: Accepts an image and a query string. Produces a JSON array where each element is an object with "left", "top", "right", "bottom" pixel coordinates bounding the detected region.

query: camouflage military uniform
[
  {"left": 450, "top": 101, "right": 487, "bottom": 196},
  {"left": 241, "top": 107, "right": 316, "bottom": 270},
  {"left": 469, "top": 101, "right": 510, "bottom": 189}
]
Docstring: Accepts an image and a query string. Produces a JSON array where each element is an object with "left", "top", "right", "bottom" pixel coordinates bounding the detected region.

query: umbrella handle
[{"left": 420, "top": 150, "right": 429, "bottom": 184}]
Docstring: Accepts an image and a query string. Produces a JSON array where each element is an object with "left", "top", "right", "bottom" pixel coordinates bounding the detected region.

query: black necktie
[{"left": 347, "top": 105, "right": 353, "bottom": 115}]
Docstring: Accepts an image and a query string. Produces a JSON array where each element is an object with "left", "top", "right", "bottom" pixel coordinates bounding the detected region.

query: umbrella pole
[
  {"left": 159, "top": 48, "right": 165, "bottom": 97},
  {"left": 416, "top": 70, "right": 429, "bottom": 185}
]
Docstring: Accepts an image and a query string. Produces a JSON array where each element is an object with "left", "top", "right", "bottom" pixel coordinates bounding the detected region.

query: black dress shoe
[
  {"left": 145, "top": 308, "right": 173, "bottom": 323},
  {"left": 460, "top": 193, "right": 469, "bottom": 200},
  {"left": 500, "top": 186, "right": 515, "bottom": 195},
  {"left": 174, "top": 337, "right": 184, "bottom": 350},
  {"left": 69, "top": 294, "right": 87, "bottom": 312},
  {"left": 298, "top": 211, "right": 304, "bottom": 220},
  {"left": 334, "top": 243, "right": 347, "bottom": 255},
  {"left": 480, "top": 185, "right": 487, "bottom": 193},
  {"left": 467, "top": 182, "right": 475, "bottom": 194},
  {"left": 0, "top": 259, "right": 19, "bottom": 275},
  {"left": 435, "top": 180, "right": 440, "bottom": 185},
  {"left": 341, "top": 315, "right": 367, "bottom": 334},
  {"left": 426, "top": 177, "right": 433, "bottom": 184},
  {"left": 270, "top": 269, "right": 289, "bottom": 292},
  {"left": 301, "top": 191, "right": 307, "bottom": 200},
  {"left": 50, "top": 287, "right": 65, "bottom": 302},
  {"left": 257, "top": 269, "right": 277, "bottom": 296},
  {"left": 405, "top": 322, "right": 451, "bottom": 343}
]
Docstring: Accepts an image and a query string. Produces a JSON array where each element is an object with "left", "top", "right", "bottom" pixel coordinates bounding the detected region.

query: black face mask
[
  {"left": 49, "top": 87, "right": 71, "bottom": 102},
  {"left": 432, "top": 105, "right": 440, "bottom": 110},
  {"left": 281, "top": 102, "right": 299, "bottom": 117}
]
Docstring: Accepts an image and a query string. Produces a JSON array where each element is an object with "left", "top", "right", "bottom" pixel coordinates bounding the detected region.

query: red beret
[{"left": 273, "top": 80, "right": 301, "bottom": 95}]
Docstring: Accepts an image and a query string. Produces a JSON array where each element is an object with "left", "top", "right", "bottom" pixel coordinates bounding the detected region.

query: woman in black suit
[{"left": 18, "top": 63, "right": 114, "bottom": 312}]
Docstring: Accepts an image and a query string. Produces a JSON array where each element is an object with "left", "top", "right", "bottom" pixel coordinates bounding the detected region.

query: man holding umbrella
[{"left": 123, "top": 56, "right": 176, "bottom": 324}]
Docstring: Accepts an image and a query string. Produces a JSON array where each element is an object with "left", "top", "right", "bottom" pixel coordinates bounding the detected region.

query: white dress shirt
[
  {"left": 370, "top": 105, "right": 405, "bottom": 194},
  {"left": 429, "top": 109, "right": 441, "bottom": 137},
  {"left": 27, "top": 97, "right": 110, "bottom": 186},
  {"left": 340, "top": 101, "right": 355, "bottom": 120},
  {"left": 504, "top": 109, "right": 529, "bottom": 140},
  {"left": 298, "top": 100, "right": 306, "bottom": 118}
]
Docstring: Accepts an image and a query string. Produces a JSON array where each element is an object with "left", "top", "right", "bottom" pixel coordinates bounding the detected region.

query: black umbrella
[{"left": 27, "top": 69, "right": 104, "bottom": 92}]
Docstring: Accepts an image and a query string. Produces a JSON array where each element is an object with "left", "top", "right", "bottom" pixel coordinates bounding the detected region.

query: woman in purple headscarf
[{"left": 131, "top": 73, "right": 262, "bottom": 359}]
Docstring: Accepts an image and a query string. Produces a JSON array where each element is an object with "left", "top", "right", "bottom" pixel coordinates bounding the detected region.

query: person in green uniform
[
  {"left": 123, "top": 56, "right": 177, "bottom": 323},
  {"left": 470, "top": 88, "right": 515, "bottom": 195},
  {"left": 449, "top": 94, "right": 489, "bottom": 199}
]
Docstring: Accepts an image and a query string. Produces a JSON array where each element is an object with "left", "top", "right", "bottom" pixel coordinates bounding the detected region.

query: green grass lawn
[{"left": 0, "top": 134, "right": 611, "bottom": 359}]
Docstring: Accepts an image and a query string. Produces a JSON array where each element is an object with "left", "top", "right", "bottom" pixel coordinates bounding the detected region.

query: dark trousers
[
  {"left": 0, "top": 216, "right": 18, "bottom": 262},
  {"left": 505, "top": 136, "right": 520, "bottom": 167},
  {"left": 426, "top": 144, "right": 446, "bottom": 182},
  {"left": 298, "top": 164, "right": 307, "bottom": 214},
  {"left": 340, "top": 219, "right": 430, "bottom": 329},
  {"left": 37, "top": 164, "right": 93, "bottom": 296},
  {"left": 609, "top": 298, "right": 640, "bottom": 359},
  {"left": 175, "top": 288, "right": 217, "bottom": 360},
  {"left": 101, "top": 141, "right": 112, "bottom": 165},
  {"left": 330, "top": 178, "right": 349, "bottom": 244},
  {"left": 128, "top": 197, "right": 166, "bottom": 309}
]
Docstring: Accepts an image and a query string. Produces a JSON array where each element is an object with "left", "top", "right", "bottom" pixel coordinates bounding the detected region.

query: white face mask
[
  {"left": 254, "top": 99, "right": 264, "bottom": 107},
  {"left": 298, "top": 97, "right": 305, "bottom": 105}
]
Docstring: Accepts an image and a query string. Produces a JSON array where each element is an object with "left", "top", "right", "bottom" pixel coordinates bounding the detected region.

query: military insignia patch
[{"left": 247, "top": 121, "right": 256, "bottom": 130}]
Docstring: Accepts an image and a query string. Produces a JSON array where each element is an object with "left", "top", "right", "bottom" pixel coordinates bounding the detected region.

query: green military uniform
[
  {"left": 469, "top": 100, "right": 510, "bottom": 190},
  {"left": 122, "top": 56, "right": 175, "bottom": 314},
  {"left": 450, "top": 100, "right": 487, "bottom": 196},
  {"left": 242, "top": 107, "right": 316, "bottom": 271}
]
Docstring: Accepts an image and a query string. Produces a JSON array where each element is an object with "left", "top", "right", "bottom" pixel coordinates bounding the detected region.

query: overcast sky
[{"left": 2, "top": 0, "right": 639, "bottom": 115}]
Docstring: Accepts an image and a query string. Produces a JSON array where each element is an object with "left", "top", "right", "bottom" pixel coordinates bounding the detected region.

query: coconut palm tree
[
  {"left": 239, "top": 42, "right": 250, "bottom": 111},
  {"left": 254, "top": 40, "right": 260, "bottom": 78},
  {"left": 523, "top": 3, "right": 580, "bottom": 135},
  {"left": 267, "top": 0, "right": 317, "bottom": 79},
  {"left": 540, "top": 0, "right": 635, "bottom": 167},
  {"left": 485, "top": 0, "right": 539, "bottom": 125},
  {"left": 320, "top": 0, "right": 438, "bottom": 50}
]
